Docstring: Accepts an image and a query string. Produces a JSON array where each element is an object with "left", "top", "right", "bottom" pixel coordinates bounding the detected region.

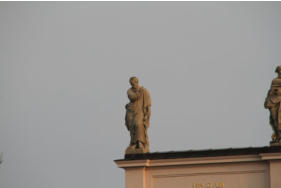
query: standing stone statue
[
  {"left": 125, "top": 77, "right": 151, "bottom": 154},
  {"left": 265, "top": 66, "right": 281, "bottom": 146}
]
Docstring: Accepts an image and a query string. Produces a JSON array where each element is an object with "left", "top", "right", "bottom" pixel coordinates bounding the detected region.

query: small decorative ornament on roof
[{"left": 265, "top": 65, "right": 281, "bottom": 146}]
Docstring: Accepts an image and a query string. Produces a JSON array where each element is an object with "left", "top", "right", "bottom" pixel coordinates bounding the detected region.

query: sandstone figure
[
  {"left": 265, "top": 66, "right": 281, "bottom": 146},
  {"left": 125, "top": 77, "right": 151, "bottom": 154}
]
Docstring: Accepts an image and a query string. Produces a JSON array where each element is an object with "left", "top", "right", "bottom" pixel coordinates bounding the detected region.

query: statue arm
[
  {"left": 142, "top": 88, "right": 151, "bottom": 128},
  {"left": 128, "top": 88, "right": 141, "bottom": 102},
  {"left": 144, "top": 106, "right": 151, "bottom": 120}
]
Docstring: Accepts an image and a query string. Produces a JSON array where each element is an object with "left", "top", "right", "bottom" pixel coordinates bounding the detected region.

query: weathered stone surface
[
  {"left": 125, "top": 77, "right": 151, "bottom": 154},
  {"left": 265, "top": 66, "right": 281, "bottom": 146},
  {"left": 115, "top": 147, "right": 281, "bottom": 188}
]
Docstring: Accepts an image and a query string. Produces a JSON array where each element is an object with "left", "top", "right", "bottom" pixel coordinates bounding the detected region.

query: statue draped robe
[
  {"left": 125, "top": 87, "right": 151, "bottom": 151},
  {"left": 265, "top": 77, "right": 281, "bottom": 142}
]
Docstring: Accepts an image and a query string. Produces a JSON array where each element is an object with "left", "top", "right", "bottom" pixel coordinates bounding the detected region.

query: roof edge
[{"left": 117, "top": 146, "right": 281, "bottom": 161}]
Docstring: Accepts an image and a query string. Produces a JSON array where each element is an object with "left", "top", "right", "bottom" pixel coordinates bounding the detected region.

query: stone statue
[
  {"left": 265, "top": 66, "right": 281, "bottom": 146},
  {"left": 125, "top": 77, "right": 151, "bottom": 154}
]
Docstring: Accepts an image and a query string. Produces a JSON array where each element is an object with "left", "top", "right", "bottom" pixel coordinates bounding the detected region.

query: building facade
[{"left": 115, "top": 147, "right": 281, "bottom": 188}]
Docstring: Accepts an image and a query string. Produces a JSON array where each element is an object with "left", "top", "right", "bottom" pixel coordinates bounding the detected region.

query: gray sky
[{"left": 1, "top": 2, "right": 281, "bottom": 188}]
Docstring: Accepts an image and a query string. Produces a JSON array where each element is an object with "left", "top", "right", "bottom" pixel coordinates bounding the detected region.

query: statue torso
[
  {"left": 126, "top": 87, "right": 144, "bottom": 113},
  {"left": 268, "top": 77, "right": 281, "bottom": 104}
]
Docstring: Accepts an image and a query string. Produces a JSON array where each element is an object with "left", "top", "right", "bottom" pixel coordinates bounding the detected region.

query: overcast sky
[{"left": 1, "top": 2, "right": 281, "bottom": 188}]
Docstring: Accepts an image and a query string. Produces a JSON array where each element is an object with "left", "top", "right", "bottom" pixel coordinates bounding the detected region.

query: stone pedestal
[
  {"left": 125, "top": 145, "right": 149, "bottom": 154},
  {"left": 115, "top": 147, "right": 281, "bottom": 188},
  {"left": 270, "top": 140, "right": 281, "bottom": 146}
]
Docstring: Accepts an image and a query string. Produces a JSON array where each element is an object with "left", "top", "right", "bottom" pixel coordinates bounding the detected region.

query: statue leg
[{"left": 270, "top": 108, "right": 279, "bottom": 142}]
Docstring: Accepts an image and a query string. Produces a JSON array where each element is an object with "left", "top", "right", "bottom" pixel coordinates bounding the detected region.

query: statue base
[
  {"left": 270, "top": 140, "right": 281, "bottom": 146},
  {"left": 125, "top": 145, "right": 149, "bottom": 154}
]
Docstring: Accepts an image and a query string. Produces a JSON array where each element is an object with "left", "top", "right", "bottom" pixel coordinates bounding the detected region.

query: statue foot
[
  {"left": 270, "top": 137, "right": 281, "bottom": 146},
  {"left": 125, "top": 143, "right": 149, "bottom": 154},
  {"left": 136, "top": 141, "right": 145, "bottom": 149}
]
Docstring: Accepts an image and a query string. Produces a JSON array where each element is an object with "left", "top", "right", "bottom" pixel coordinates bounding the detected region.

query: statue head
[
  {"left": 129, "top": 76, "right": 139, "bottom": 89},
  {"left": 275, "top": 66, "right": 281, "bottom": 77}
]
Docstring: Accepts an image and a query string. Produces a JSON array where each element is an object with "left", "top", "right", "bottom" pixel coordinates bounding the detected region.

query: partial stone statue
[
  {"left": 125, "top": 77, "right": 151, "bottom": 154},
  {"left": 265, "top": 66, "right": 281, "bottom": 146}
]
